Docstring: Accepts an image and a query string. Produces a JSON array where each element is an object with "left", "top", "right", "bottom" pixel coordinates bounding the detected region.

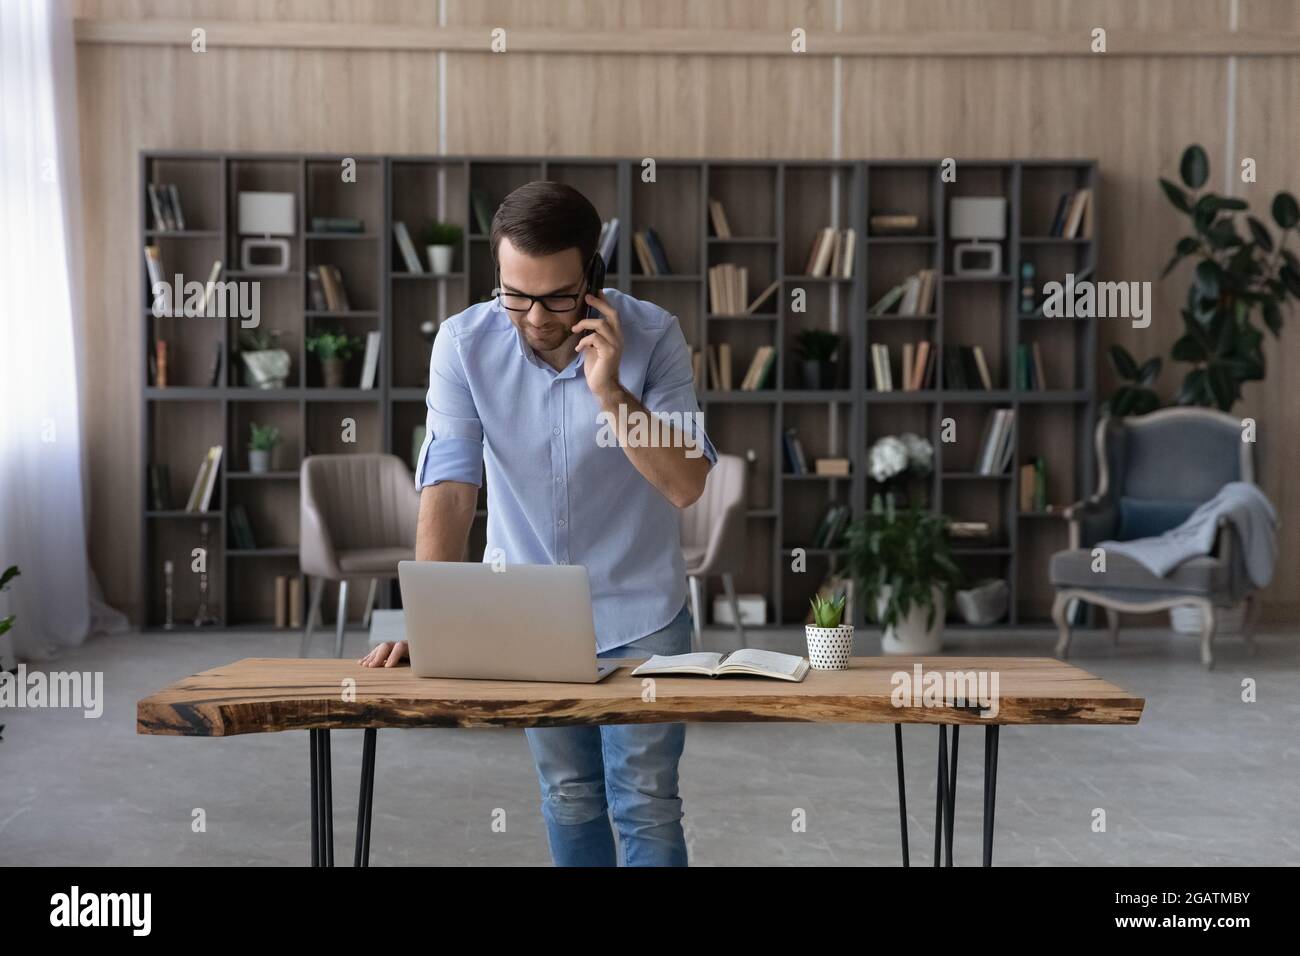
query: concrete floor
[{"left": 2, "top": 623, "right": 1297, "bottom": 866}]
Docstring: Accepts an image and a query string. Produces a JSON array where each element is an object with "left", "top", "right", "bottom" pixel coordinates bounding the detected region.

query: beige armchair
[
  {"left": 299, "top": 454, "right": 418, "bottom": 657},
  {"left": 680, "top": 453, "right": 748, "bottom": 650}
]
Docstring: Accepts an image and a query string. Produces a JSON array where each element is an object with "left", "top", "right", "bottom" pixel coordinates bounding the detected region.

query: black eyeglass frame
[{"left": 491, "top": 255, "right": 596, "bottom": 314}]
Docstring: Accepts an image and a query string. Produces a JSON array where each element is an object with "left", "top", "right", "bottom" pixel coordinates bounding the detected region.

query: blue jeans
[{"left": 524, "top": 602, "right": 692, "bottom": 866}]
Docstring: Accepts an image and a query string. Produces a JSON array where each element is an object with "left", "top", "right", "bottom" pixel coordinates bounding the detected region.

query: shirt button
[
  {"left": 552, "top": 427, "right": 561, "bottom": 436},
  {"left": 558, "top": 518, "right": 567, "bottom": 527},
  {"left": 555, "top": 476, "right": 563, "bottom": 483}
]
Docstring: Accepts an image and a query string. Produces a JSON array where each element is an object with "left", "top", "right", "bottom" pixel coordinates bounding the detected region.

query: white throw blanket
[{"left": 1099, "top": 481, "right": 1277, "bottom": 588}]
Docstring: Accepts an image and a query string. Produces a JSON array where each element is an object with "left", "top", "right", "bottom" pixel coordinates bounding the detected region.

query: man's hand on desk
[{"left": 359, "top": 641, "right": 409, "bottom": 667}]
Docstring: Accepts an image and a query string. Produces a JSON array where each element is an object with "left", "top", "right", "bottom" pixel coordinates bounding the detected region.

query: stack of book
[
  {"left": 708, "top": 263, "right": 748, "bottom": 313},
  {"left": 869, "top": 342, "right": 937, "bottom": 392},
  {"left": 632, "top": 228, "right": 672, "bottom": 275},
  {"left": 274, "top": 575, "right": 304, "bottom": 629},
  {"left": 184, "top": 445, "right": 224, "bottom": 512},
  {"left": 811, "top": 502, "right": 851, "bottom": 549},
  {"left": 1047, "top": 188, "right": 1093, "bottom": 238},
  {"left": 692, "top": 344, "right": 777, "bottom": 392},
  {"left": 868, "top": 269, "right": 936, "bottom": 316},
  {"left": 942, "top": 345, "right": 995, "bottom": 391},
  {"left": 802, "top": 227, "right": 856, "bottom": 278},
  {"left": 1019, "top": 456, "right": 1049, "bottom": 513},
  {"left": 975, "top": 410, "right": 1016, "bottom": 476},
  {"left": 147, "top": 183, "right": 187, "bottom": 231},
  {"left": 1014, "top": 342, "right": 1049, "bottom": 391},
  {"left": 308, "top": 266, "right": 351, "bottom": 311}
]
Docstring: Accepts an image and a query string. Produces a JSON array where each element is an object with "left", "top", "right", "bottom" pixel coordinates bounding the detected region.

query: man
[{"left": 360, "top": 181, "right": 716, "bottom": 867}]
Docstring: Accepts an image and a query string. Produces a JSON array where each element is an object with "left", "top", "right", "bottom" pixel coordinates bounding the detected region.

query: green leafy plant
[
  {"left": 1159, "top": 143, "right": 1300, "bottom": 410},
  {"left": 794, "top": 328, "right": 841, "bottom": 362},
  {"left": 248, "top": 423, "right": 281, "bottom": 451},
  {"left": 809, "top": 593, "right": 847, "bottom": 629},
  {"left": 1104, "top": 344, "right": 1163, "bottom": 416},
  {"left": 421, "top": 221, "right": 464, "bottom": 247},
  {"left": 305, "top": 330, "right": 360, "bottom": 361},
  {"left": 843, "top": 495, "right": 961, "bottom": 630}
]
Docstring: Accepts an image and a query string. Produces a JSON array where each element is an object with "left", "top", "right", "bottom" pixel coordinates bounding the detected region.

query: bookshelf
[{"left": 139, "top": 152, "right": 1096, "bottom": 631}]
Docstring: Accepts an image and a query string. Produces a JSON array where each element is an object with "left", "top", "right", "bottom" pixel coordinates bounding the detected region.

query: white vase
[
  {"left": 240, "top": 348, "right": 291, "bottom": 389},
  {"left": 427, "top": 244, "right": 454, "bottom": 275},
  {"left": 1170, "top": 603, "right": 1246, "bottom": 636},
  {"left": 248, "top": 448, "right": 272, "bottom": 474},
  {"left": 878, "top": 586, "right": 946, "bottom": 655},
  {"left": 805, "top": 624, "right": 854, "bottom": 671}
]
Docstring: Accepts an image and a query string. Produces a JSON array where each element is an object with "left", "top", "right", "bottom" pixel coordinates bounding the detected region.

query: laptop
[{"left": 397, "top": 561, "right": 620, "bottom": 683}]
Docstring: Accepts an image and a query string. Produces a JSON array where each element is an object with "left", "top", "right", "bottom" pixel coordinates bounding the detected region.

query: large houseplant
[
  {"left": 1158, "top": 143, "right": 1299, "bottom": 410},
  {"left": 843, "top": 495, "right": 961, "bottom": 655}
]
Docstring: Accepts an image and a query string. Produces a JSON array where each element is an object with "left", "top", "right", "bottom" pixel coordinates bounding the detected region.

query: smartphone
[{"left": 581, "top": 253, "right": 606, "bottom": 334}]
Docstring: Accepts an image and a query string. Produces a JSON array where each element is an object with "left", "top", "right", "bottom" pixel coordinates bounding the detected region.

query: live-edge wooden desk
[{"left": 137, "top": 656, "right": 1143, "bottom": 867}]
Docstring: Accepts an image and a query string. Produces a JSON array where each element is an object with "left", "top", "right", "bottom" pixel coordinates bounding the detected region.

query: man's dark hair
[{"left": 490, "top": 181, "right": 602, "bottom": 274}]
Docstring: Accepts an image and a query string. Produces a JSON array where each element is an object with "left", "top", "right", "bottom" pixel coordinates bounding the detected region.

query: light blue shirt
[{"left": 414, "top": 288, "right": 718, "bottom": 651}]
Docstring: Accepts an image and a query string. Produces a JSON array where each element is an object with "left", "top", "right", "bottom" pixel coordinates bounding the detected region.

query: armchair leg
[
  {"left": 299, "top": 577, "right": 325, "bottom": 658},
  {"left": 721, "top": 573, "right": 745, "bottom": 647},
  {"left": 1198, "top": 600, "right": 1216, "bottom": 670},
  {"left": 1052, "top": 592, "right": 1073, "bottom": 659},
  {"left": 1242, "top": 593, "right": 1259, "bottom": 657},
  {"left": 1105, "top": 607, "right": 1121, "bottom": 646},
  {"left": 687, "top": 575, "right": 704, "bottom": 652},
  {"left": 362, "top": 578, "right": 379, "bottom": 630},
  {"left": 334, "top": 579, "right": 350, "bottom": 659}
]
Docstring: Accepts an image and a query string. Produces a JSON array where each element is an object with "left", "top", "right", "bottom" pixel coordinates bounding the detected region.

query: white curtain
[{"left": 0, "top": 0, "right": 127, "bottom": 661}]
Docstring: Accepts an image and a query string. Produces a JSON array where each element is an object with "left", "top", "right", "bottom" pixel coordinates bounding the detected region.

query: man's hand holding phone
[{"left": 574, "top": 290, "right": 624, "bottom": 405}]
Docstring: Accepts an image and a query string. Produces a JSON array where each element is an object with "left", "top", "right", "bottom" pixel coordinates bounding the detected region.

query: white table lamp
[
  {"left": 238, "top": 191, "right": 296, "bottom": 274},
  {"left": 949, "top": 197, "right": 1006, "bottom": 277}
]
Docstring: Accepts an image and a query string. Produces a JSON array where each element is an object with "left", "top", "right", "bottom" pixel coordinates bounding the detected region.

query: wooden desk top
[{"left": 137, "top": 656, "right": 1143, "bottom": 736}]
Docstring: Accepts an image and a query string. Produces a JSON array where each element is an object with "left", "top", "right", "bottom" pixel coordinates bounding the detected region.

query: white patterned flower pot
[
  {"left": 806, "top": 624, "right": 855, "bottom": 671},
  {"left": 427, "top": 244, "right": 454, "bottom": 275},
  {"left": 878, "top": 586, "right": 946, "bottom": 655}
]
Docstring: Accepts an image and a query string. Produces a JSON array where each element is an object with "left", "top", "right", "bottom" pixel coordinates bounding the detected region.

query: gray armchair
[
  {"left": 299, "top": 454, "right": 418, "bottom": 657},
  {"left": 1050, "top": 408, "right": 1258, "bottom": 669},
  {"left": 681, "top": 453, "right": 747, "bottom": 650}
]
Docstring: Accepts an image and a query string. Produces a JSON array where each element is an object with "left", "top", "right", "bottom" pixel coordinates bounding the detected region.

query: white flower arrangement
[{"left": 868, "top": 432, "right": 933, "bottom": 483}]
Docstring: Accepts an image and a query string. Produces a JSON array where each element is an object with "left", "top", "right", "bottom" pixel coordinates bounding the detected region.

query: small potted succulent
[
  {"left": 237, "top": 328, "right": 291, "bottom": 389},
  {"left": 422, "top": 221, "right": 463, "bottom": 275},
  {"left": 794, "top": 328, "right": 841, "bottom": 390},
  {"left": 247, "top": 422, "right": 281, "bottom": 474},
  {"left": 806, "top": 592, "right": 853, "bottom": 671},
  {"left": 306, "top": 329, "right": 361, "bottom": 388}
]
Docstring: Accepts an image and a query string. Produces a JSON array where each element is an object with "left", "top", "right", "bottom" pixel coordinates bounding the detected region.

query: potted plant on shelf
[
  {"left": 805, "top": 592, "right": 852, "bottom": 671},
  {"left": 236, "top": 328, "right": 291, "bottom": 389},
  {"left": 306, "top": 329, "right": 360, "bottom": 388},
  {"left": 794, "top": 328, "right": 841, "bottom": 390},
  {"left": 247, "top": 423, "right": 280, "bottom": 474},
  {"left": 867, "top": 432, "right": 933, "bottom": 504},
  {"left": 422, "top": 221, "right": 463, "bottom": 275},
  {"left": 844, "top": 494, "right": 961, "bottom": 655}
]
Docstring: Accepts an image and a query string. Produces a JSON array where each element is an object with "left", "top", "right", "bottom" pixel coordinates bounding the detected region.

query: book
[
  {"left": 288, "top": 577, "right": 303, "bottom": 628},
  {"left": 154, "top": 340, "right": 168, "bottom": 388},
  {"left": 275, "top": 575, "right": 288, "bottom": 628},
  {"left": 147, "top": 185, "right": 169, "bottom": 231},
  {"left": 913, "top": 341, "right": 932, "bottom": 390},
  {"left": 1048, "top": 192, "right": 1072, "bottom": 236},
  {"left": 1015, "top": 344, "right": 1033, "bottom": 390},
  {"left": 807, "top": 227, "right": 836, "bottom": 277},
  {"left": 1062, "top": 189, "right": 1092, "bottom": 239},
  {"left": 393, "top": 222, "right": 423, "bottom": 273},
  {"left": 148, "top": 464, "right": 172, "bottom": 511},
  {"left": 184, "top": 446, "right": 214, "bottom": 512},
  {"left": 783, "top": 428, "right": 808, "bottom": 474},
  {"left": 198, "top": 445, "right": 223, "bottom": 512},
  {"left": 902, "top": 342, "right": 915, "bottom": 390},
  {"left": 318, "top": 264, "right": 350, "bottom": 311},
  {"left": 167, "top": 184, "right": 186, "bottom": 230},
  {"left": 306, "top": 268, "right": 328, "bottom": 311},
  {"left": 633, "top": 231, "right": 656, "bottom": 275},
  {"left": 814, "top": 457, "right": 850, "bottom": 476},
  {"left": 469, "top": 190, "right": 493, "bottom": 234},
  {"left": 708, "top": 198, "right": 732, "bottom": 238},
  {"left": 144, "top": 245, "right": 164, "bottom": 288},
  {"left": 869, "top": 282, "right": 906, "bottom": 315},
  {"left": 311, "top": 216, "right": 364, "bottom": 233},
  {"left": 745, "top": 279, "right": 779, "bottom": 314},
  {"left": 1031, "top": 341, "right": 1048, "bottom": 391},
  {"left": 869, "top": 211, "right": 920, "bottom": 235},
  {"left": 718, "top": 342, "right": 732, "bottom": 391},
  {"left": 972, "top": 346, "right": 993, "bottom": 390},
  {"left": 359, "top": 330, "right": 382, "bottom": 389},
  {"left": 836, "top": 228, "right": 857, "bottom": 278},
  {"left": 228, "top": 503, "right": 257, "bottom": 549},
  {"left": 898, "top": 275, "right": 921, "bottom": 315},
  {"left": 643, "top": 228, "right": 671, "bottom": 274},
  {"left": 197, "top": 259, "right": 223, "bottom": 315},
  {"left": 631, "top": 649, "right": 809, "bottom": 682},
  {"left": 740, "top": 346, "right": 775, "bottom": 390},
  {"left": 706, "top": 345, "right": 722, "bottom": 391},
  {"left": 1019, "top": 463, "right": 1038, "bottom": 512}
]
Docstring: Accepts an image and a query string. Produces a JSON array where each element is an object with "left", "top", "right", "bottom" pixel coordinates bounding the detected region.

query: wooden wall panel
[{"left": 73, "top": 0, "right": 1300, "bottom": 623}]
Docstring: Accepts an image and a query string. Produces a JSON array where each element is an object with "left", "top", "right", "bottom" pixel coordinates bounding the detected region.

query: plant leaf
[
  {"left": 1194, "top": 259, "right": 1222, "bottom": 300},
  {"left": 1180, "top": 144, "right": 1210, "bottom": 190},
  {"left": 1108, "top": 344, "right": 1139, "bottom": 381},
  {"left": 1137, "top": 356, "right": 1163, "bottom": 386},
  {"left": 1159, "top": 177, "right": 1192, "bottom": 214},
  {"left": 1272, "top": 191, "right": 1300, "bottom": 229},
  {"left": 1247, "top": 216, "right": 1274, "bottom": 251}
]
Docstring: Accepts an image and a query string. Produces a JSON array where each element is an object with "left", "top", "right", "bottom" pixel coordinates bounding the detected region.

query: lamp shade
[
  {"left": 948, "top": 197, "right": 1006, "bottom": 240},
  {"left": 238, "top": 191, "right": 296, "bottom": 236}
]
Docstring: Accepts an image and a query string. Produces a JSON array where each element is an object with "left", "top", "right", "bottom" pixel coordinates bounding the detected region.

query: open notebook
[{"left": 630, "top": 649, "right": 809, "bottom": 682}]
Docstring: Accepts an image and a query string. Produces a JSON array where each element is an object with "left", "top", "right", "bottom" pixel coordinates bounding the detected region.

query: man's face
[{"left": 496, "top": 237, "right": 587, "bottom": 353}]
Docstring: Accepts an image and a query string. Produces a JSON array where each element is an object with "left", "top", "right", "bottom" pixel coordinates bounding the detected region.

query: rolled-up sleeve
[
  {"left": 641, "top": 316, "right": 718, "bottom": 465},
  {"left": 414, "top": 324, "right": 484, "bottom": 490}
]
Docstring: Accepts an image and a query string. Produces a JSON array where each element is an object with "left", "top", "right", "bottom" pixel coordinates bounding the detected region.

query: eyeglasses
[{"left": 492, "top": 268, "right": 586, "bottom": 313}]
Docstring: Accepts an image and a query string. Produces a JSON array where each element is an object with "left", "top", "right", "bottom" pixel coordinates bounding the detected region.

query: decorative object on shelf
[
  {"left": 248, "top": 422, "right": 280, "bottom": 474},
  {"left": 237, "top": 191, "right": 295, "bottom": 274},
  {"left": 805, "top": 592, "right": 853, "bottom": 671},
  {"left": 794, "top": 328, "right": 840, "bottom": 390},
  {"left": 866, "top": 432, "right": 933, "bottom": 501},
  {"left": 813, "top": 457, "right": 850, "bottom": 477},
  {"left": 237, "top": 328, "right": 291, "bottom": 389},
  {"left": 193, "top": 521, "right": 221, "bottom": 628},
  {"left": 1019, "top": 259, "right": 1036, "bottom": 314},
  {"left": 1104, "top": 345, "right": 1162, "bottom": 416},
  {"left": 162, "top": 560, "right": 174, "bottom": 630},
  {"left": 844, "top": 494, "right": 961, "bottom": 655},
  {"left": 421, "top": 221, "right": 463, "bottom": 275},
  {"left": 306, "top": 329, "right": 361, "bottom": 388},
  {"left": 949, "top": 196, "right": 1006, "bottom": 277},
  {"left": 1158, "top": 143, "right": 1298, "bottom": 411},
  {"left": 955, "top": 578, "right": 1010, "bottom": 626}
]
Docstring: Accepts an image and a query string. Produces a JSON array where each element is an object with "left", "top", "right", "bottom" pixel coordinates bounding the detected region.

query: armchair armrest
[{"left": 1062, "top": 495, "right": 1117, "bottom": 550}]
